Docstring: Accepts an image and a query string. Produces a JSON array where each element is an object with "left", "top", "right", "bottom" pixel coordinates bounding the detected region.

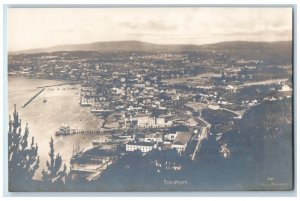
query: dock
[
  {"left": 56, "top": 126, "right": 186, "bottom": 137},
  {"left": 70, "top": 129, "right": 103, "bottom": 135},
  {"left": 55, "top": 129, "right": 105, "bottom": 136},
  {"left": 22, "top": 88, "right": 45, "bottom": 108}
]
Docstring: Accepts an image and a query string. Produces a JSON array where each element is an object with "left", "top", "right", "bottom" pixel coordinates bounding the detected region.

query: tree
[
  {"left": 8, "top": 104, "right": 40, "bottom": 190},
  {"left": 42, "top": 137, "right": 67, "bottom": 184}
]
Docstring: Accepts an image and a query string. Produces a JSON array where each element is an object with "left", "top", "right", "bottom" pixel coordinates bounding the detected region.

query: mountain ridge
[{"left": 9, "top": 40, "right": 292, "bottom": 55}]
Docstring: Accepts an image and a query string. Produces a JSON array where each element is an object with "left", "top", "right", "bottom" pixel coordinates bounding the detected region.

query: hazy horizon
[
  {"left": 8, "top": 7, "right": 293, "bottom": 52},
  {"left": 9, "top": 39, "right": 293, "bottom": 53}
]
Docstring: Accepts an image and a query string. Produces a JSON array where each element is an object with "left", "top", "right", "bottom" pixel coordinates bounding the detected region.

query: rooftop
[
  {"left": 173, "top": 132, "right": 191, "bottom": 145},
  {"left": 127, "top": 141, "right": 155, "bottom": 147}
]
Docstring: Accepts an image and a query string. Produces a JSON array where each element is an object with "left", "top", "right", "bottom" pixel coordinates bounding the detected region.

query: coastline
[{"left": 8, "top": 76, "right": 105, "bottom": 180}]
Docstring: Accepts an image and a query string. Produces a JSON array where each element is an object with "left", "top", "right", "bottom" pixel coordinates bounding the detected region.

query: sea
[{"left": 8, "top": 77, "right": 105, "bottom": 179}]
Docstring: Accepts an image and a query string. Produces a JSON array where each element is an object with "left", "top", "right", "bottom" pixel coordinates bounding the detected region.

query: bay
[{"left": 8, "top": 77, "right": 105, "bottom": 179}]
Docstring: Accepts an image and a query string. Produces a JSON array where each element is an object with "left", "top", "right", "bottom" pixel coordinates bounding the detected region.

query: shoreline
[{"left": 8, "top": 77, "right": 105, "bottom": 179}]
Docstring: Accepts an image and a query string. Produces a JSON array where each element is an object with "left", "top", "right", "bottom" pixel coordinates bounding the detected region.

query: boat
[
  {"left": 55, "top": 123, "right": 71, "bottom": 136},
  {"left": 92, "top": 139, "right": 101, "bottom": 146}
]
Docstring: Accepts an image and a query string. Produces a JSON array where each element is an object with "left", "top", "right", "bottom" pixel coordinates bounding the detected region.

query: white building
[
  {"left": 279, "top": 85, "right": 292, "bottom": 92},
  {"left": 156, "top": 117, "right": 165, "bottom": 127},
  {"left": 133, "top": 115, "right": 167, "bottom": 128},
  {"left": 165, "top": 133, "right": 178, "bottom": 141},
  {"left": 165, "top": 121, "right": 173, "bottom": 127},
  {"left": 171, "top": 144, "right": 186, "bottom": 153},
  {"left": 226, "top": 85, "right": 238, "bottom": 93},
  {"left": 143, "top": 133, "right": 163, "bottom": 143},
  {"left": 208, "top": 104, "right": 220, "bottom": 110},
  {"left": 136, "top": 116, "right": 156, "bottom": 128},
  {"left": 126, "top": 141, "right": 155, "bottom": 153}
]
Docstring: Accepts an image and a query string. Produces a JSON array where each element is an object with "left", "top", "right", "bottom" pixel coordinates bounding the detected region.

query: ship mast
[
  {"left": 77, "top": 140, "right": 80, "bottom": 154},
  {"left": 72, "top": 144, "right": 74, "bottom": 156}
]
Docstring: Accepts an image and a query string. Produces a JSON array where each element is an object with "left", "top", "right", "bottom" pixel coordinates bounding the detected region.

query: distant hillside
[
  {"left": 10, "top": 40, "right": 292, "bottom": 57},
  {"left": 10, "top": 41, "right": 194, "bottom": 54},
  {"left": 202, "top": 41, "right": 292, "bottom": 63}
]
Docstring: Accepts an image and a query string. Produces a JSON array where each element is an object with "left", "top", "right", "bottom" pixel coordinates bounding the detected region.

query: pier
[
  {"left": 55, "top": 126, "right": 172, "bottom": 137},
  {"left": 22, "top": 88, "right": 45, "bottom": 108},
  {"left": 55, "top": 129, "right": 106, "bottom": 136},
  {"left": 70, "top": 129, "right": 103, "bottom": 135}
]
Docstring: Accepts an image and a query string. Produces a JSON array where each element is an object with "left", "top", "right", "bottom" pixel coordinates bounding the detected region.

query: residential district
[{"left": 8, "top": 46, "right": 293, "bottom": 181}]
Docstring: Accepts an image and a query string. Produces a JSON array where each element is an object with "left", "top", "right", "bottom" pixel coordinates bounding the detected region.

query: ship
[
  {"left": 92, "top": 139, "right": 101, "bottom": 146},
  {"left": 55, "top": 123, "right": 71, "bottom": 136}
]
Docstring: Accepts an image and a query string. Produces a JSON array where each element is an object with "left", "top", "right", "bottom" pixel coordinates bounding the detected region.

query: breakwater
[{"left": 22, "top": 88, "right": 45, "bottom": 108}]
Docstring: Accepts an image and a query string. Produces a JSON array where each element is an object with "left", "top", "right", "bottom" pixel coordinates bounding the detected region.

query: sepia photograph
[{"left": 5, "top": 6, "right": 294, "bottom": 192}]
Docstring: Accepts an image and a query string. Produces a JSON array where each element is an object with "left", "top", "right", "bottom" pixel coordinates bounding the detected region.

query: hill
[
  {"left": 220, "top": 98, "right": 293, "bottom": 189},
  {"left": 203, "top": 41, "right": 292, "bottom": 63},
  {"left": 10, "top": 40, "right": 292, "bottom": 57},
  {"left": 10, "top": 40, "right": 194, "bottom": 54}
]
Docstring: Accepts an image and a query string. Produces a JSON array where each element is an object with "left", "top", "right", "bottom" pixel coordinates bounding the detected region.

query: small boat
[
  {"left": 92, "top": 139, "right": 101, "bottom": 146},
  {"left": 92, "top": 140, "right": 100, "bottom": 146},
  {"left": 55, "top": 123, "right": 71, "bottom": 136}
]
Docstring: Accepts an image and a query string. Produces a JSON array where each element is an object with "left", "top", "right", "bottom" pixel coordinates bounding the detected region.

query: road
[{"left": 191, "top": 127, "right": 208, "bottom": 161}]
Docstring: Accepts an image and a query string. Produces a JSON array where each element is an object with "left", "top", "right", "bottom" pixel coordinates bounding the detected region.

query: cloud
[
  {"left": 118, "top": 22, "right": 140, "bottom": 29},
  {"left": 8, "top": 7, "right": 292, "bottom": 51},
  {"left": 145, "top": 20, "right": 177, "bottom": 31},
  {"left": 118, "top": 20, "right": 177, "bottom": 32}
]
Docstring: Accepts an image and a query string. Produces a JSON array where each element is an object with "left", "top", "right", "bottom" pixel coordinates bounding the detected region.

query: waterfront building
[{"left": 126, "top": 141, "right": 155, "bottom": 153}]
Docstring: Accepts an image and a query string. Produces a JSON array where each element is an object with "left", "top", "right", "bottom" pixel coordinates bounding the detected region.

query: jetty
[
  {"left": 22, "top": 88, "right": 45, "bottom": 108},
  {"left": 71, "top": 129, "right": 104, "bottom": 135},
  {"left": 55, "top": 129, "right": 108, "bottom": 136},
  {"left": 37, "top": 82, "right": 79, "bottom": 89},
  {"left": 56, "top": 126, "right": 188, "bottom": 137}
]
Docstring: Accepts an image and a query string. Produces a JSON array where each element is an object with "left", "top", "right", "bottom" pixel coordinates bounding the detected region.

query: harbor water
[{"left": 8, "top": 77, "right": 105, "bottom": 179}]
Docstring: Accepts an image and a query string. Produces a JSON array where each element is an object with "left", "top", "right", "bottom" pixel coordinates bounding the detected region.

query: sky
[{"left": 8, "top": 7, "right": 293, "bottom": 51}]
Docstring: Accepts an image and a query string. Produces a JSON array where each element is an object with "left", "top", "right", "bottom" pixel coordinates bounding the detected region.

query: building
[
  {"left": 156, "top": 117, "right": 165, "bottom": 127},
  {"left": 133, "top": 115, "right": 166, "bottom": 128},
  {"left": 171, "top": 132, "right": 192, "bottom": 153},
  {"left": 143, "top": 133, "right": 163, "bottom": 143},
  {"left": 226, "top": 85, "right": 238, "bottom": 93},
  {"left": 208, "top": 104, "right": 220, "bottom": 110},
  {"left": 136, "top": 116, "right": 156, "bottom": 128},
  {"left": 279, "top": 84, "right": 292, "bottom": 92},
  {"left": 126, "top": 141, "right": 155, "bottom": 153},
  {"left": 165, "top": 133, "right": 178, "bottom": 141}
]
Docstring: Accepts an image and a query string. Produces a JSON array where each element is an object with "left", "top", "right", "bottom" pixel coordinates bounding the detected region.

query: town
[{"left": 8, "top": 41, "right": 293, "bottom": 181}]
